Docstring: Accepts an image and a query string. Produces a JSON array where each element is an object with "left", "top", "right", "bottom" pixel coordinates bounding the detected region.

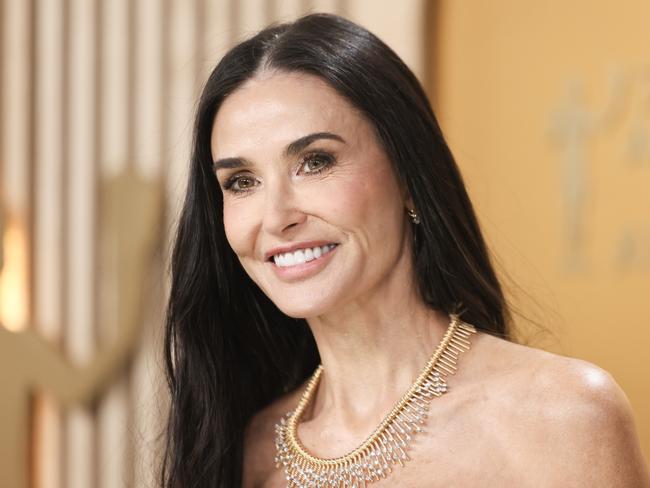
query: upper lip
[{"left": 264, "top": 240, "right": 338, "bottom": 261}]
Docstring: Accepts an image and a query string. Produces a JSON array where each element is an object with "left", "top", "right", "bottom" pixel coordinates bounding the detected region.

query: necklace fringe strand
[{"left": 274, "top": 313, "right": 477, "bottom": 487}]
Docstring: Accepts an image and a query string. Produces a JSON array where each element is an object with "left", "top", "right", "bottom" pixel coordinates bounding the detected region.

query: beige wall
[
  {"left": 0, "top": 1, "right": 428, "bottom": 487},
  {"left": 431, "top": 0, "right": 650, "bottom": 461}
]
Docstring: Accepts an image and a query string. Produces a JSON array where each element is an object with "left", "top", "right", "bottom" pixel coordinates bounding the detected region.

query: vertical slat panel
[
  {"left": 100, "top": 0, "right": 129, "bottom": 178},
  {"left": 0, "top": 0, "right": 4, "bottom": 209},
  {"left": 34, "top": 0, "right": 64, "bottom": 347},
  {"left": 274, "top": 0, "right": 304, "bottom": 22},
  {"left": 66, "top": 0, "right": 96, "bottom": 377},
  {"left": 194, "top": 0, "right": 207, "bottom": 91},
  {"left": 134, "top": 0, "right": 165, "bottom": 178},
  {"left": 158, "top": 0, "right": 173, "bottom": 351},
  {"left": 27, "top": 0, "right": 37, "bottom": 335},
  {"left": 238, "top": 0, "right": 268, "bottom": 37},
  {"left": 132, "top": 0, "right": 166, "bottom": 481},
  {"left": 166, "top": 0, "right": 200, "bottom": 215},
  {"left": 203, "top": 0, "right": 233, "bottom": 81},
  {"left": 1, "top": 0, "right": 31, "bottom": 334},
  {"left": 65, "top": 0, "right": 97, "bottom": 487},
  {"left": 159, "top": 0, "right": 172, "bottom": 185},
  {"left": 2, "top": 1, "right": 33, "bottom": 486},
  {"left": 33, "top": 393, "right": 61, "bottom": 488},
  {"left": 97, "top": 0, "right": 131, "bottom": 487},
  {"left": 132, "top": 295, "right": 166, "bottom": 487},
  {"left": 1, "top": 0, "right": 30, "bottom": 217},
  {"left": 33, "top": 0, "right": 64, "bottom": 485},
  {"left": 98, "top": 380, "right": 129, "bottom": 488},
  {"left": 58, "top": 0, "right": 70, "bottom": 485},
  {"left": 310, "top": 0, "right": 340, "bottom": 14}
]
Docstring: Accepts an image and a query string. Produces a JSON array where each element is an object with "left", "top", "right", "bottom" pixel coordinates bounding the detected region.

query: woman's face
[{"left": 211, "top": 70, "right": 413, "bottom": 318}]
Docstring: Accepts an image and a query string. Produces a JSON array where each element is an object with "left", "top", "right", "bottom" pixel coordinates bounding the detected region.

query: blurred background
[{"left": 0, "top": 1, "right": 648, "bottom": 487}]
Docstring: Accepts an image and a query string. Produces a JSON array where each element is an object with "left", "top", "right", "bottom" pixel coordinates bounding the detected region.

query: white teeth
[{"left": 272, "top": 244, "right": 336, "bottom": 267}]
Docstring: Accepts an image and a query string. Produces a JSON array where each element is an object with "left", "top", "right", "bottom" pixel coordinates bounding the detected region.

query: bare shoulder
[
  {"left": 241, "top": 383, "right": 304, "bottom": 488},
  {"left": 467, "top": 331, "right": 650, "bottom": 487}
]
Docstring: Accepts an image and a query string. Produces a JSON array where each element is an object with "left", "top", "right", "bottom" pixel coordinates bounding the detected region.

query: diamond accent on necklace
[{"left": 274, "top": 313, "right": 477, "bottom": 487}]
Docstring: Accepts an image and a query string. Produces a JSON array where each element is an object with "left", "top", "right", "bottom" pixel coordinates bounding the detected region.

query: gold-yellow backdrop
[{"left": 430, "top": 0, "right": 650, "bottom": 461}]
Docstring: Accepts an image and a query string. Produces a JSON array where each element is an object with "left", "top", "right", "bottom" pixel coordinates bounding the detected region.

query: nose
[{"left": 261, "top": 177, "right": 307, "bottom": 236}]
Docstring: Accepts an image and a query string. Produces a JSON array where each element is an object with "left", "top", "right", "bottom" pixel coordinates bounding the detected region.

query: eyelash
[{"left": 221, "top": 152, "right": 335, "bottom": 194}]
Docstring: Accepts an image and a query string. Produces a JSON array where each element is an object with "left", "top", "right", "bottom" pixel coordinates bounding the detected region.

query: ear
[
  {"left": 399, "top": 179, "right": 415, "bottom": 210},
  {"left": 404, "top": 188, "right": 415, "bottom": 211},
  {"left": 405, "top": 195, "right": 415, "bottom": 211}
]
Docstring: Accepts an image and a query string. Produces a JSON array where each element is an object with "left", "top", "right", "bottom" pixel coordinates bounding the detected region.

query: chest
[
  {"left": 261, "top": 417, "right": 531, "bottom": 488},
  {"left": 256, "top": 375, "right": 566, "bottom": 488},
  {"left": 262, "top": 451, "right": 532, "bottom": 488}
]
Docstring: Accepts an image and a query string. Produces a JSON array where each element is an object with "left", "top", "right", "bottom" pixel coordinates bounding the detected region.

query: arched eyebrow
[
  {"left": 212, "top": 131, "right": 345, "bottom": 171},
  {"left": 284, "top": 131, "right": 345, "bottom": 157}
]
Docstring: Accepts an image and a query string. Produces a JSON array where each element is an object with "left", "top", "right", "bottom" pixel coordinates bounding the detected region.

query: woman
[{"left": 161, "top": 13, "right": 650, "bottom": 487}]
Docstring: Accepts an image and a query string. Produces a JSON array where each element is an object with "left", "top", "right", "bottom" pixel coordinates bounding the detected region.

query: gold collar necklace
[{"left": 274, "top": 313, "right": 477, "bottom": 487}]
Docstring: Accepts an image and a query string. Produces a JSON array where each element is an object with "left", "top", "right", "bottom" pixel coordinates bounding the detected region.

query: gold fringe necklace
[{"left": 274, "top": 313, "right": 477, "bottom": 487}]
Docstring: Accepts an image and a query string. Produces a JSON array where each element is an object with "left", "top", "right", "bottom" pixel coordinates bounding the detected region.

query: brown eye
[
  {"left": 300, "top": 153, "right": 334, "bottom": 174},
  {"left": 304, "top": 158, "right": 325, "bottom": 172},
  {"left": 223, "top": 173, "right": 258, "bottom": 194},
  {"left": 232, "top": 176, "right": 255, "bottom": 191}
]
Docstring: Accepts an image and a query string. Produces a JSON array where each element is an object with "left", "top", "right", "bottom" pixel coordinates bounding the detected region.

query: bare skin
[
  {"left": 243, "top": 332, "right": 650, "bottom": 487},
  {"left": 210, "top": 70, "right": 650, "bottom": 487}
]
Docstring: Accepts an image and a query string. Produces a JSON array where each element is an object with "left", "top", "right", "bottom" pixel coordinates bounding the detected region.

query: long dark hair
[{"left": 161, "top": 12, "right": 512, "bottom": 487}]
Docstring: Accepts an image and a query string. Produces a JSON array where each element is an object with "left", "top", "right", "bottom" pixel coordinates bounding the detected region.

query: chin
[
  {"left": 272, "top": 299, "right": 333, "bottom": 320},
  {"left": 269, "top": 289, "right": 342, "bottom": 319}
]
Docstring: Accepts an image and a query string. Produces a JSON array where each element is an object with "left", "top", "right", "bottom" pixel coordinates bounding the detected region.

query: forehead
[{"left": 211, "top": 71, "right": 365, "bottom": 159}]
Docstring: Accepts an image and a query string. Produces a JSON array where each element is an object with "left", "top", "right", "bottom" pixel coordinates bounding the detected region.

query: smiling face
[{"left": 211, "top": 70, "right": 414, "bottom": 318}]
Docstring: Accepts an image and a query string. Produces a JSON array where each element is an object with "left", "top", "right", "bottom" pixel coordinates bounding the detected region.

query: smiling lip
[
  {"left": 268, "top": 243, "right": 339, "bottom": 282},
  {"left": 264, "top": 240, "right": 338, "bottom": 262}
]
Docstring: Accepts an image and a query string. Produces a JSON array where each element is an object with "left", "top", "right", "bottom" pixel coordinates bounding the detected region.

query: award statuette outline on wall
[
  {"left": 549, "top": 67, "right": 650, "bottom": 273},
  {"left": 0, "top": 168, "right": 162, "bottom": 488}
]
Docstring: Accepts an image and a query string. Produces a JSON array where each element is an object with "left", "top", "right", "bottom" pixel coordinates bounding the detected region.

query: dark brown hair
[{"left": 162, "top": 12, "right": 511, "bottom": 487}]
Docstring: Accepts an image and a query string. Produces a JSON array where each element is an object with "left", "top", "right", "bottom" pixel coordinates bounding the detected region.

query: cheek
[
  {"left": 222, "top": 200, "right": 256, "bottom": 257},
  {"left": 321, "top": 164, "right": 402, "bottom": 231}
]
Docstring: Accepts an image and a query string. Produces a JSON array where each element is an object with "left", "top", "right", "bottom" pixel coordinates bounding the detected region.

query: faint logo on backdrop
[{"left": 549, "top": 67, "right": 650, "bottom": 273}]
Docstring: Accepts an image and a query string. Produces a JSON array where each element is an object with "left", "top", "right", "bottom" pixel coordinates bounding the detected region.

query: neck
[{"left": 303, "top": 263, "right": 451, "bottom": 431}]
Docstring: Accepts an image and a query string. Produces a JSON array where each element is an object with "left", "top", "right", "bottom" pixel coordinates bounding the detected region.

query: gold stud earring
[{"left": 407, "top": 208, "right": 421, "bottom": 225}]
